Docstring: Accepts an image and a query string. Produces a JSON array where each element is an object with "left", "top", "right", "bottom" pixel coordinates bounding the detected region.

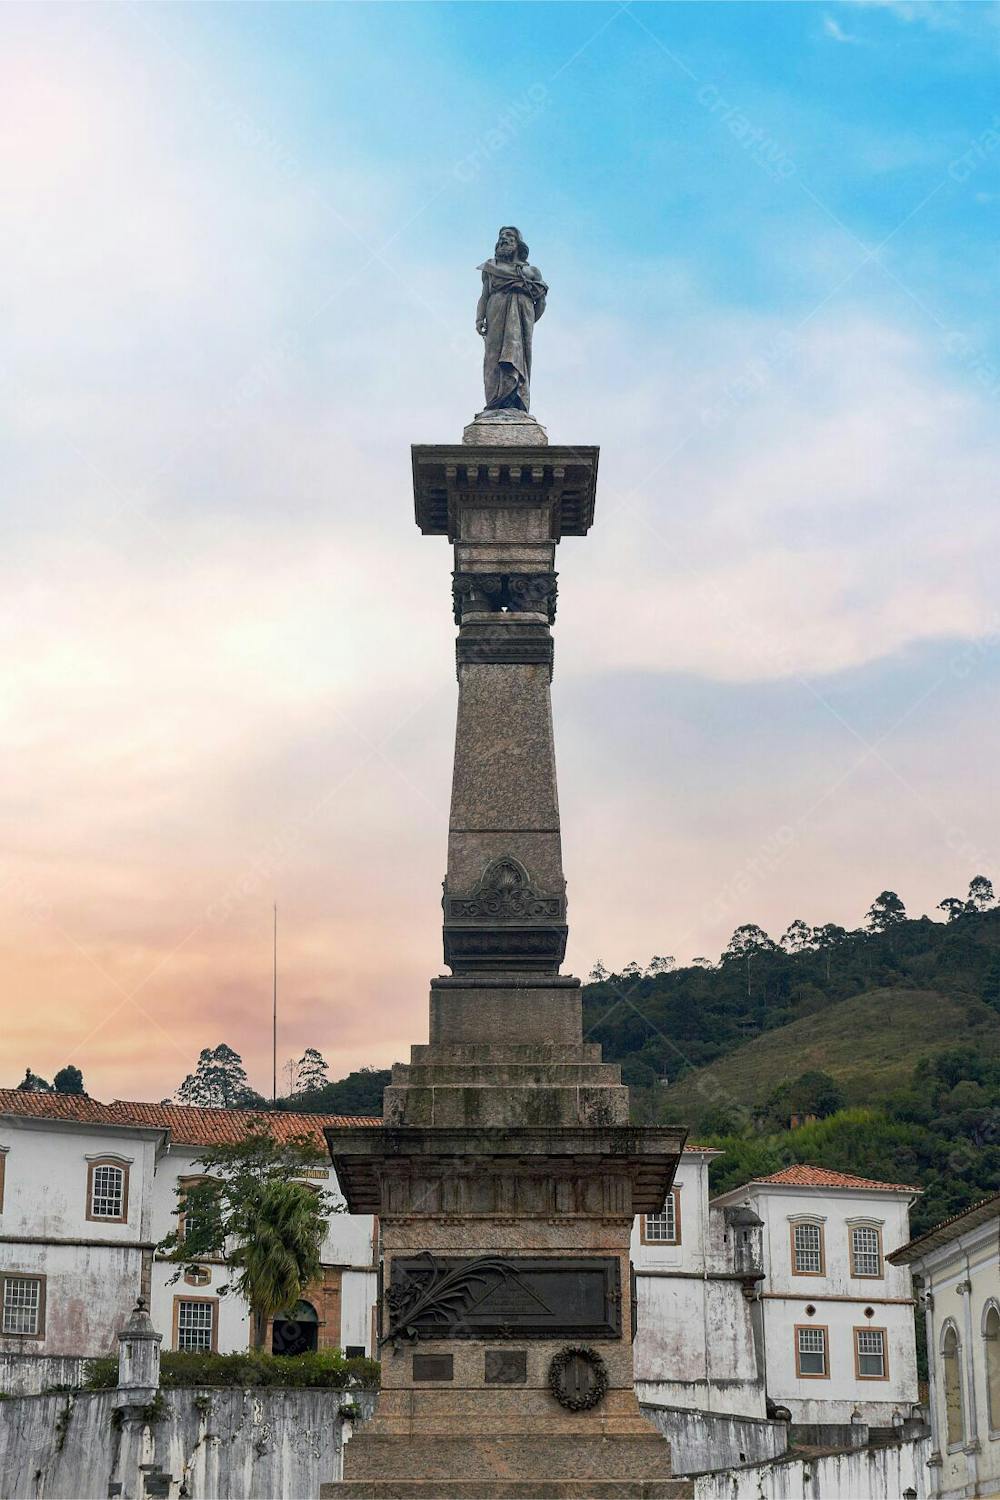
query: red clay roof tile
[
  {"left": 750, "top": 1164, "right": 921, "bottom": 1193},
  {"left": 0, "top": 1089, "right": 377, "bottom": 1149},
  {"left": 109, "top": 1100, "right": 379, "bottom": 1147}
]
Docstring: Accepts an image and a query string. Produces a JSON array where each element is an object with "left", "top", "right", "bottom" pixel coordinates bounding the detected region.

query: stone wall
[
  {"left": 0, "top": 1352, "right": 92, "bottom": 1394},
  {"left": 640, "top": 1402, "right": 788, "bottom": 1475},
  {"left": 691, "top": 1435, "right": 931, "bottom": 1500},
  {"left": 0, "top": 1387, "right": 377, "bottom": 1499}
]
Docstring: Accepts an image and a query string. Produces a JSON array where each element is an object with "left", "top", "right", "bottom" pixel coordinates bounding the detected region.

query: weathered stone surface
[
  {"left": 383, "top": 1083, "right": 629, "bottom": 1128},
  {"left": 342, "top": 1432, "right": 678, "bottom": 1482},
  {"left": 428, "top": 981, "right": 582, "bottom": 1046},
  {"left": 329, "top": 1483, "right": 690, "bottom": 1498},
  {"left": 390, "top": 1062, "right": 622, "bottom": 1088},
  {"left": 407, "top": 1042, "right": 604, "bottom": 1065},
  {"left": 463, "top": 409, "right": 549, "bottom": 447}
]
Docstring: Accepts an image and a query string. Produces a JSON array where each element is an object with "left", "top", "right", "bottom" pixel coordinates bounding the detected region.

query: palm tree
[{"left": 228, "top": 1179, "right": 326, "bottom": 1351}]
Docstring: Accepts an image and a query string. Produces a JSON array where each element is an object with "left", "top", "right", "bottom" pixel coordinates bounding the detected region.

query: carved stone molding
[
  {"left": 455, "top": 626, "right": 553, "bottom": 670},
  {"left": 444, "top": 856, "right": 567, "bottom": 973},
  {"left": 453, "top": 570, "right": 558, "bottom": 624}
]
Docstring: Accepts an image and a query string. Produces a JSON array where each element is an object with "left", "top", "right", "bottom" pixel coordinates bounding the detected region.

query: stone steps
[
  {"left": 391, "top": 1063, "right": 623, "bottom": 1088},
  {"left": 328, "top": 1483, "right": 692, "bottom": 1497},
  {"left": 383, "top": 1084, "right": 630, "bottom": 1128},
  {"left": 338, "top": 1432, "right": 680, "bottom": 1484},
  {"left": 409, "top": 1044, "right": 604, "bottom": 1065}
]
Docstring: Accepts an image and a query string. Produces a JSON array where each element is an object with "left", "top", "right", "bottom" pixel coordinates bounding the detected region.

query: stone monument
[{"left": 324, "top": 232, "right": 689, "bottom": 1498}]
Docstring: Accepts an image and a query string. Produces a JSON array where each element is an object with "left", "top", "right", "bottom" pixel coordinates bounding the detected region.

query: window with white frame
[
  {"left": 796, "top": 1325, "right": 828, "bottom": 1377},
  {"left": 855, "top": 1326, "right": 887, "bottom": 1378},
  {"left": 850, "top": 1225, "right": 883, "bottom": 1277},
  {"left": 90, "top": 1163, "right": 125, "bottom": 1219},
  {"left": 2, "top": 1275, "right": 43, "bottom": 1336},
  {"left": 644, "top": 1189, "right": 679, "bottom": 1244},
  {"left": 176, "top": 1299, "right": 215, "bottom": 1352},
  {"left": 791, "top": 1221, "right": 823, "bottom": 1274}
]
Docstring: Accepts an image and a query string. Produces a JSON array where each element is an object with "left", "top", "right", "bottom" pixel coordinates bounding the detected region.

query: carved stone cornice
[
  {"left": 443, "top": 856, "right": 567, "bottom": 973},
  {"left": 412, "top": 446, "right": 598, "bottom": 540}
]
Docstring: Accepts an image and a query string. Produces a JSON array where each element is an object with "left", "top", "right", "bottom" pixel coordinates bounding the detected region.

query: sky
[{"left": 2, "top": 0, "right": 999, "bottom": 1102}]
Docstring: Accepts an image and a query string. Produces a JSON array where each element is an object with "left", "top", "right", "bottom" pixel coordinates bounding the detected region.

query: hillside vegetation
[
  {"left": 582, "top": 890, "right": 1000, "bottom": 1236},
  {"left": 659, "top": 986, "right": 998, "bottom": 1125}
]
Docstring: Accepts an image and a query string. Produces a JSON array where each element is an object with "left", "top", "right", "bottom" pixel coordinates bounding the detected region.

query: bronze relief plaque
[{"left": 385, "top": 1254, "right": 622, "bottom": 1344}]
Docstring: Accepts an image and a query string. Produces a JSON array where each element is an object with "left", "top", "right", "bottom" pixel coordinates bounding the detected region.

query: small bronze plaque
[
  {"left": 485, "top": 1349, "right": 527, "bottom": 1385},
  {"left": 412, "top": 1353, "right": 453, "bottom": 1382}
]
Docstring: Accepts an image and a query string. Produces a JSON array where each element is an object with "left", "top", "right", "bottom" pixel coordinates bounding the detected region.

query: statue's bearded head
[{"left": 495, "top": 226, "right": 528, "bottom": 264}]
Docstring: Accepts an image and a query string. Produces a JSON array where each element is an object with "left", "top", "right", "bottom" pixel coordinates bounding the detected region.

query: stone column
[{"left": 325, "top": 414, "right": 688, "bottom": 1498}]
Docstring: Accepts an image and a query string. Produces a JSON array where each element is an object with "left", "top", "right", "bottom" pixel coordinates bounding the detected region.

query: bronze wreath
[{"left": 547, "top": 1345, "right": 609, "bottom": 1412}]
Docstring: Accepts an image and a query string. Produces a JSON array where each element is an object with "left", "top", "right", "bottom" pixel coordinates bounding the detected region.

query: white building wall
[
  {"left": 149, "top": 1144, "right": 378, "bottom": 1357},
  {"left": 631, "top": 1153, "right": 765, "bottom": 1419},
  {"left": 0, "top": 1118, "right": 161, "bottom": 1362},
  {"left": 905, "top": 1212, "right": 1000, "bottom": 1500},
  {"left": 748, "top": 1184, "right": 919, "bottom": 1425}
]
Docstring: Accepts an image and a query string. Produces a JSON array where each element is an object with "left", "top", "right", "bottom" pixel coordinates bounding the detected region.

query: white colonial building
[
  {"left": 633, "top": 1159, "right": 921, "bottom": 1430},
  {"left": 712, "top": 1164, "right": 921, "bottom": 1426},
  {"left": 630, "top": 1147, "right": 766, "bottom": 1418},
  {"left": 0, "top": 1090, "right": 379, "bottom": 1392},
  {"left": 2, "top": 1088, "right": 922, "bottom": 1439},
  {"left": 889, "top": 1190, "right": 1000, "bottom": 1499}
]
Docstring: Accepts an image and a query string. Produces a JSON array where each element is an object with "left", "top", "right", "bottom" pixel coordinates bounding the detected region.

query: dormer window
[{"left": 86, "top": 1157, "right": 130, "bottom": 1222}]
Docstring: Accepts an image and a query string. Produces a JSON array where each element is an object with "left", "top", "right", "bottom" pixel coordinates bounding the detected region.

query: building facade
[
  {"left": 633, "top": 1160, "right": 921, "bottom": 1429},
  {"left": 712, "top": 1165, "right": 921, "bottom": 1426},
  {"left": 889, "top": 1191, "right": 1000, "bottom": 1499},
  {"left": 3, "top": 1089, "right": 923, "bottom": 1436},
  {"left": 631, "top": 1147, "right": 766, "bottom": 1419},
  {"left": 0, "top": 1091, "right": 378, "bottom": 1391}
]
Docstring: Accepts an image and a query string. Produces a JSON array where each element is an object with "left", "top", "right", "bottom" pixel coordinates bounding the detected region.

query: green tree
[
  {"left": 865, "top": 890, "right": 906, "bottom": 932},
  {"left": 967, "top": 875, "right": 995, "bottom": 912},
  {"left": 780, "top": 919, "right": 813, "bottom": 953},
  {"left": 286, "top": 1066, "right": 390, "bottom": 1115},
  {"left": 15, "top": 1067, "right": 51, "bottom": 1092},
  {"left": 294, "top": 1048, "right": 329, "bottom": 1093},
  {"left": 588, "top": 961, "right": 609, "bottom": 983},
  {"left": 938, "top": 897, "right": 968, "bottom": 923},
  {"left": 53, "top": 1065, "right": 84, "bottom": 1095},
  {"left": 647, "top": 955, "right": 676, "bottom": 976},
  {"left": 175, "top": 1044, "right": 263, "bottom": 1109},
  {"left": 723, "top": 924, "right": 776, "bottom": 998},
  {"left": 158, "top": 1130, "right": 336, "bottom": 1351}
]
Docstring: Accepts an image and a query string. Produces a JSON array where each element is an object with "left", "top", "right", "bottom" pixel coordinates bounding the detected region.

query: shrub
[{"left": 83, "top": 1349, "right": 380, "bottom": 1392}]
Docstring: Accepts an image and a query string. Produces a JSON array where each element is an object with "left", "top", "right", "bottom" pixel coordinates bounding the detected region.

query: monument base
[
  {"left": 328, "top": 1480, "right": 689, "bottom": 1497},
  {"left": 463, "top": 408, "right": 548, "bottom": 446}
]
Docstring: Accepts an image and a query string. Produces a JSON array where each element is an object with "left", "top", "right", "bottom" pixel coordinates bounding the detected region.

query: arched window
[
  {"left": 86, "top": 1157, "right": 130, "bottom": 1222},
  {"left": 983, "top": 1301, "right": 1000, "bottom": 1435},
  {"left": 941, "top": 1321, "right": 964, "bottom": 1449}
]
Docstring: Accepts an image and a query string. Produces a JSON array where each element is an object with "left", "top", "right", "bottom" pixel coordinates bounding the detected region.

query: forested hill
[{"left": 583, "top": 895, "right": 1000, "bottom": 1235}]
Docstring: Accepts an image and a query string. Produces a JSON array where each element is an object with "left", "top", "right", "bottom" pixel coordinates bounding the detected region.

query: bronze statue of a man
[{"left": 476, "top": 227, "right": 548, "bottom": 413}]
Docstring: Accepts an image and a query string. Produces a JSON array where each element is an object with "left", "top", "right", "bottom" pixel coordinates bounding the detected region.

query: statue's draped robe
[{"left": 478, "top": 259, "right": 548, "bottom": 412}]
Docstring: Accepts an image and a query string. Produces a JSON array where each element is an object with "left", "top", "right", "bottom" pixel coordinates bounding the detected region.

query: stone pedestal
[{"left": 325, "top": 419, "right": 689, "bottom": 1499}]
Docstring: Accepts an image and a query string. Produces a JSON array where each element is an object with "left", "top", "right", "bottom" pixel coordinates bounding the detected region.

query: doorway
[{"left": 271, "top": 1299, "right": 319, "bottom": 1356}]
